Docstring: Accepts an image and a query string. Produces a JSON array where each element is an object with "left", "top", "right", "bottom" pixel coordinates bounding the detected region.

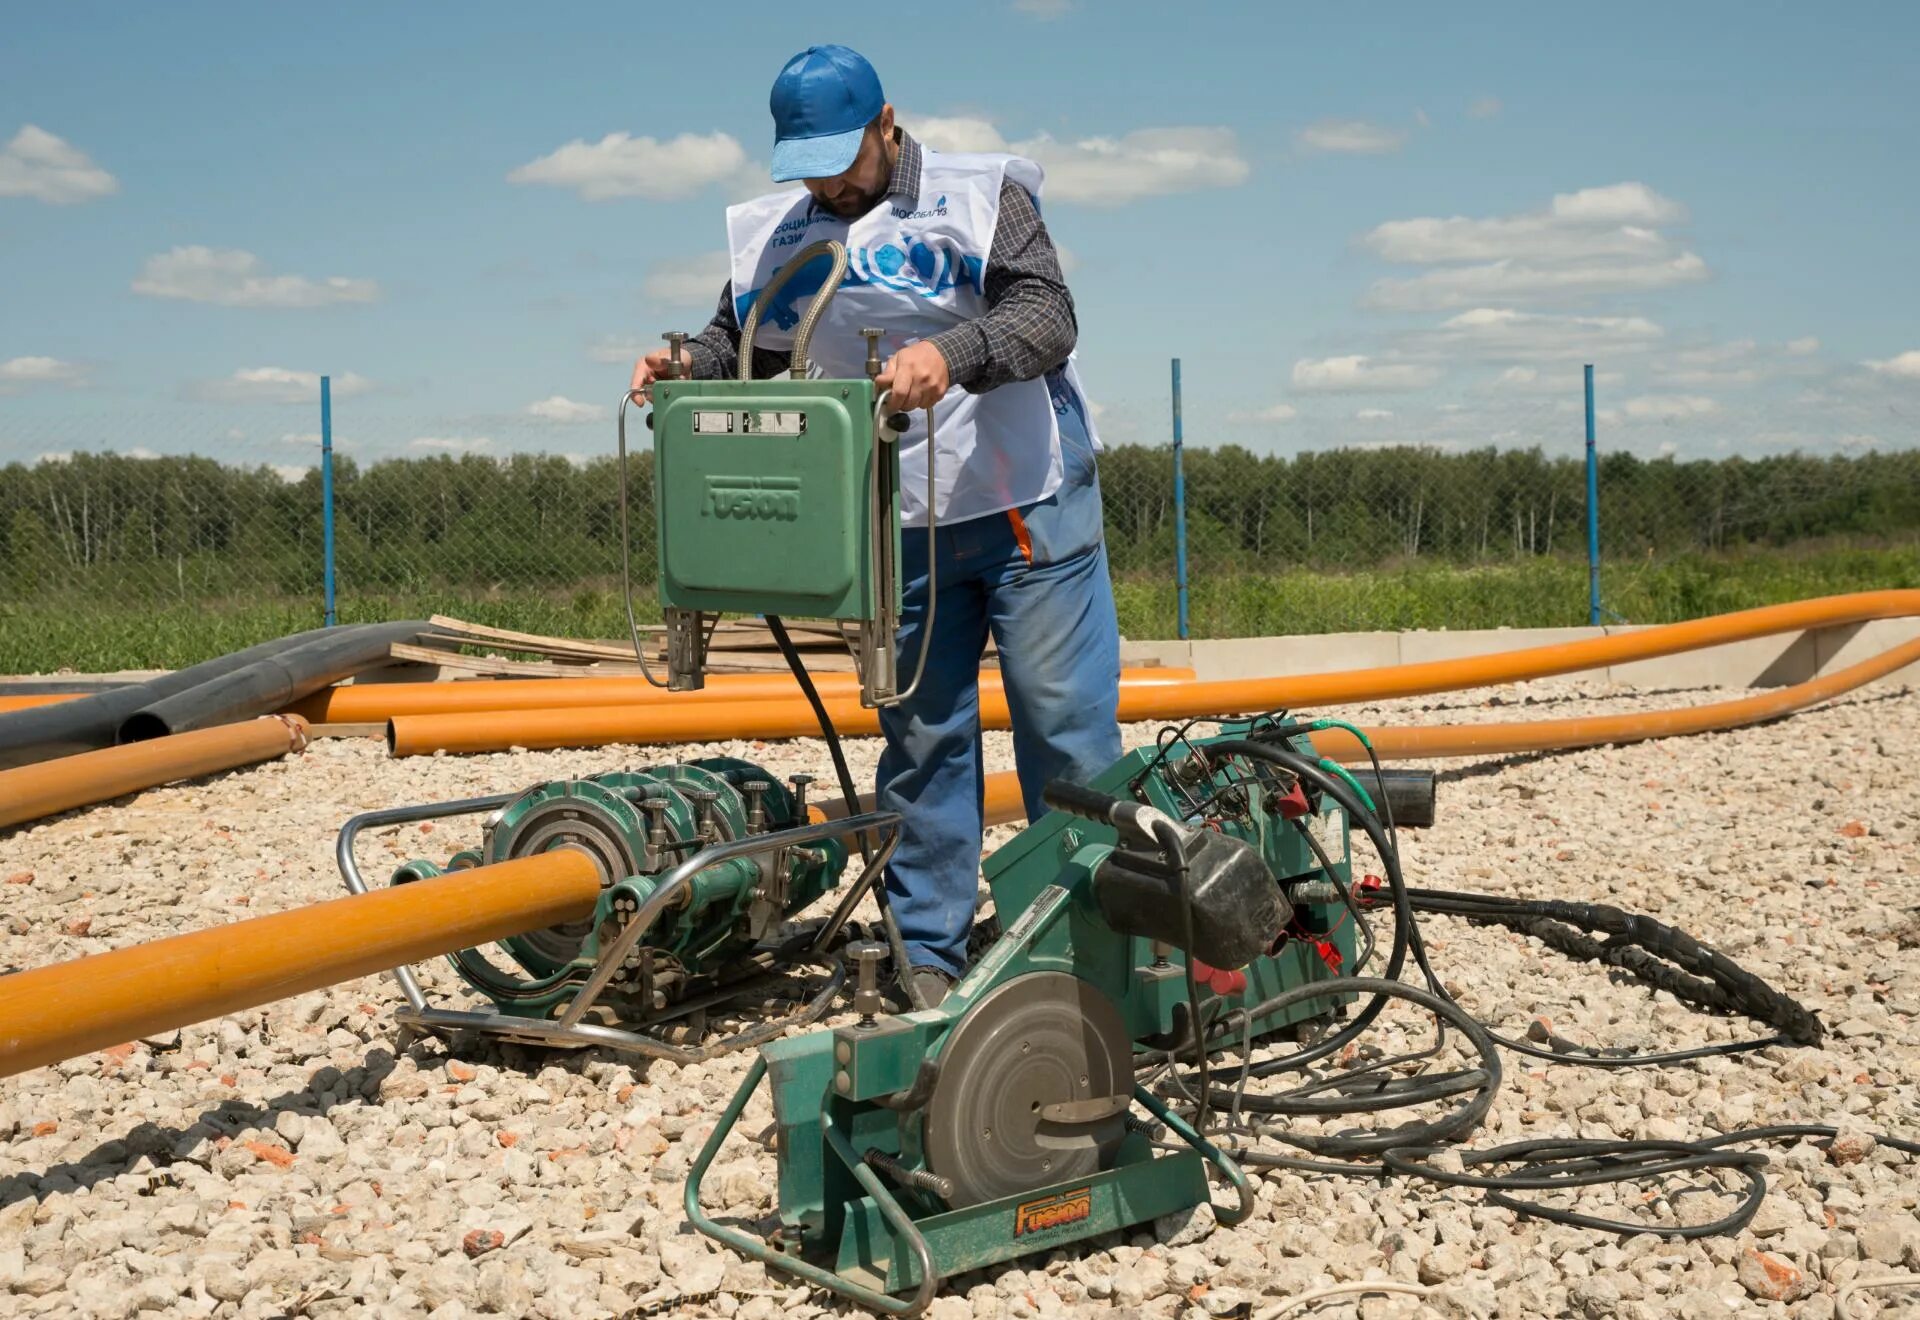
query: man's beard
[{"left": 821, "top": 182, "right": 883, "bottom": 219}]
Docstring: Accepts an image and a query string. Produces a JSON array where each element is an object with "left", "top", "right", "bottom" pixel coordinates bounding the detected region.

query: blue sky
[{"left": 3, "top": 0, "right": 1917, "bottom": 470}]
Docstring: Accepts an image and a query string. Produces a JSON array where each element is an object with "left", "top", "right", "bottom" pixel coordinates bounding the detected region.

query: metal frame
[
  {"left": 686, "top": 1065, "right": 1253, "bottom": 1318},
  {"left": 336, "top": 795, "right": 902, "bottom": 1063}
]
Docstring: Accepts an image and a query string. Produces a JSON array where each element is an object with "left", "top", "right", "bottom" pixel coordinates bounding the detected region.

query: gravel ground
[{"left": 3, "top": 678, "right": 1918, "bottom": 1319}]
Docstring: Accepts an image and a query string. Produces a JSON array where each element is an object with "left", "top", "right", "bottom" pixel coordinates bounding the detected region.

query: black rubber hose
[
  {"left": 117, "top": 621, "right": 429, "bottom": 743},
  {"left": 0, "top": 624, "right": 346, "bottom": 768}
]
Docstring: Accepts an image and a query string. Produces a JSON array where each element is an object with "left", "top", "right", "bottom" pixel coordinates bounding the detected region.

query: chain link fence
[{"left": 3, "top": 382, "right": 1918, "bottom": 671}]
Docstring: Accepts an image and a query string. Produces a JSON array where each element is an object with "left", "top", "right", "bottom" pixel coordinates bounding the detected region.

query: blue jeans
[{"left": 875, "top": 403, "right": 1123, "bottom": 978}]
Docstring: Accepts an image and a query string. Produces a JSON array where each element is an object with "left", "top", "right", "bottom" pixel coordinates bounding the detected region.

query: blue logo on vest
[{"left": 890, "top": 193, "right": 950, "bottom": 220}]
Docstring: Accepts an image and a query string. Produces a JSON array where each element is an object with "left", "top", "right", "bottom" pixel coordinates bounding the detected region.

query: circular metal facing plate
[
  {"left": 924, "top": 972, "right": 1133, "bottom": 1208},
  {"left": 502, "top": 795, "right": 636, "bottom": 966}
]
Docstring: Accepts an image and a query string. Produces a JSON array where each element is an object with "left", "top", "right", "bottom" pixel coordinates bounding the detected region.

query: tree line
[{"left": 3, "top": 444, "right": 1916, "bottom": 602}]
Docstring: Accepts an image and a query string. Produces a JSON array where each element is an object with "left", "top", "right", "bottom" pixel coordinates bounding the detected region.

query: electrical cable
[{"left": 1129, "top": 732, "right": 1915, "bottom": 1241}]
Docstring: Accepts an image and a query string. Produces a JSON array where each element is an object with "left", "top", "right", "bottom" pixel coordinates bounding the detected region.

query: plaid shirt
[{"left": 681, "top": 130, "right": 1077, "bottom": 394}]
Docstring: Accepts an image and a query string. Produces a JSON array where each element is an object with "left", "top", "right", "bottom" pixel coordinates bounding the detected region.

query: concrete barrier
[{"left": 1122, "top": 620, "right": 1920, "bottom": 689}]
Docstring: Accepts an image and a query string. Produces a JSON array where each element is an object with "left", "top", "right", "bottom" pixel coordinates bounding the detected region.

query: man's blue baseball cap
[{"left": 769, "top": 45, "right": 885, "bottom": 184}]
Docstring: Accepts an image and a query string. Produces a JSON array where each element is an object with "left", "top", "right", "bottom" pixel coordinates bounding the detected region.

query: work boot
[{"left": 910, "top": 966, "right": 954, "bottom": 1010}]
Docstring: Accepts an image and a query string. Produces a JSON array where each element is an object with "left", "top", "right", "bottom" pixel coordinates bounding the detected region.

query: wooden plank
[{"left": 428, "top": 616, "right": 638, "bottom": 661}]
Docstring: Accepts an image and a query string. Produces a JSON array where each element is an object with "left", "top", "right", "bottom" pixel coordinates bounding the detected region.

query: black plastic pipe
[
  {"left": 0, "top": 623, "right": 422, "bottom": 768},
  {"left": 0, "top": 625, "right": 342, "bottom": 769},
  {"left": 1348, "top": 768, "right": 1437, "bottom": 829},
  {"left": 118, "top": 621, "right": 428, "bottom": 743},
  {"left": 0, "top": 680, "right": 141, "bottom": 696}
]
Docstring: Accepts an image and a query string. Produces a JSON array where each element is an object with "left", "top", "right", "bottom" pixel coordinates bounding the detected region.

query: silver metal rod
[{"left": 335, "top": 793, "right": 519, "bottom": 1012}]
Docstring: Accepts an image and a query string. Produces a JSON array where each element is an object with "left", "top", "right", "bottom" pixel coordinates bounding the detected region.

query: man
[{"left": 630, "top": 45, "right": 1121, "bottom": 1008}]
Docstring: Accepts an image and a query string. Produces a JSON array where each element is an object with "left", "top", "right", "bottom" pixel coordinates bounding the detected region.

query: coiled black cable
[{"left": 1137, "top": 735, "right": 1913, "bottom": 1238}]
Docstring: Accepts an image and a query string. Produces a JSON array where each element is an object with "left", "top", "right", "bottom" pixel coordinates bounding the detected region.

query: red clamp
[
  {"left": 1355, "top": 874, "right": 1385, "bottom": 908},
  {"left": 1272, "top": 780, "right": 1311, "bottom": 820},
  {"left": 1189, "top": 958, "right": 1248, "bottom": 997},
  {"left": 1312, "top": 940, "right": 1344, "bottom": 972}
]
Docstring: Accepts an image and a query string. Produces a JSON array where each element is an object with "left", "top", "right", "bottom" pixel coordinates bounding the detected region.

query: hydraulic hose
[{"left": 117, "top": 621, "right": 426, "bottom": 743}]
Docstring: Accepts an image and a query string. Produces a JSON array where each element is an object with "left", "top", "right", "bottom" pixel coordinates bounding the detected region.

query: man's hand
[
  {"left": 630, "top": 347, "right": 695, "bottom": 399},
  {"left": 875, "top": 340, "right": 951, "bottom": 412}
]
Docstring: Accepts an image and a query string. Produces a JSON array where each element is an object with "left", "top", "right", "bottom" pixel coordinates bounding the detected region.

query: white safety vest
[{"left": 725, "top": 150, "right": 1100, "bottom": 527}]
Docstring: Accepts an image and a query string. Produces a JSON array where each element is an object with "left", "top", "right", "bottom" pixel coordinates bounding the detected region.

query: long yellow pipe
[
  {"left": 0, "top": 716, "right": 310, "bottom": 831},
  {"left": 0, "top": 693, "right": 83, "bottom": 713},
  {"left": 0, "top": 849, "right": 602, "bottom": 1079},
  {"left": 388, "top": 591, "right": 1920, "bottom": 757},
  {"left": 288, "top": 666, "right": 1192, "bottom": 723}
]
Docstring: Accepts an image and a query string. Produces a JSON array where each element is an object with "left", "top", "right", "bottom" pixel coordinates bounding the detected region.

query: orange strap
[{"left": 1007, "top": 509, "right": 1034, "bottom": 562}]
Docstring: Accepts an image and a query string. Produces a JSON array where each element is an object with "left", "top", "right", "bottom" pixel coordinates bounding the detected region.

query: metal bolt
[
  {"left": 847, "top": 940, "right": 887, "bottom": 1027},
  {"left": 862, "top": 1149, "right": 954, "bottom": 1201},
  {"left": 861, "top": 328, "right": 885, "bottom": 380},
  {"left": 741, "top": 780, "right": 771, "bottom": 833},
  {"left": 787, "top": 774, "right": 815, "bottom": 820},
  {"left": 663, "top": 330, "right": 687, "bottom": 379},
  {"left": 684, "top": 788, "right": 720, "bottom": 839}
]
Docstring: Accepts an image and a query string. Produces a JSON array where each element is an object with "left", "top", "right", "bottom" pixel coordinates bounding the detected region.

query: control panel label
[
  {"left": 692, "top": 411, "right": 736, "bottom": 434},
  {"left": 745, "top": 411, "right": 806, "bottom": 435},
  {"left": 702, "top": 475, "right": 801, "bottom": 521},
  {"left": 1014, "top": 1186, "right": 1092, "bottom": 1237}
]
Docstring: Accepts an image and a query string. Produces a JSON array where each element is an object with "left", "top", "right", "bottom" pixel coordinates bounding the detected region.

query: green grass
[{"left": 3, "top": 545, "right": 1917, "bottom": 674}]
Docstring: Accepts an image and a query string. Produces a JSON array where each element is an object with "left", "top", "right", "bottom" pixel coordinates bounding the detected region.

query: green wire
[
  {"left": 1316, "top": 757, "right": 1376, "bottom": 814},
  {"left": 1311, "top": 717, "right": 1375, "bottom": 750}
]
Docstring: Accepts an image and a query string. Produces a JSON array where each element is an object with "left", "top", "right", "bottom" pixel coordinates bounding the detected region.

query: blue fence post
[
  {"left": 1170, "top": 358, "right": 1190, "bottom": 640},
  {"left": 321, "top": 375, "right": 337, "bottom": 627},
  {"left": 1584, "top": 363, "right": 1600, "bottom": 627}
]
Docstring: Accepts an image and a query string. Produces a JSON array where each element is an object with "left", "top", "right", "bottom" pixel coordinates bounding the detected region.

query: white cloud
[
  {"left": 1295, "top": 119, "right": 1406, "bottom": 155},
  {"left": 411, "top": 436, "right": 493, "bottom": 453},
  {"left": 195, "top": 367, "right": 373, "bottom": 404},
  {"left": 1356, "top": 408, "right": 1396, "bottom": 420},
  {"left": 0, "top": 125, "right": 117, "bottom": 204},
  {"left": 36, "top": 452, "right": 72, "bottom": 464},
  {"left": 1292, "top": 355, "right": 1442, "bottom": 392},
  {"left": 1365, "top": 252, "right": 1707, "bottom": 311},
  {"left": 1467, "top": 97, "right": 1503, "bottom": 120},
  {"left": 1363, "top": 183, "right": 1686, "bottom": 263},
  {"left": 1013, "top": 0, "right": 1073, "bottom": 15},
  {"left": 589, "top": 335, "right": 651, "bottom": 365},
  {"left": 1785, "top": 336, "right": 1820, "bottom": 357},
  {"left": 526, "top": 395, "right": 607, "bottom": 423},
  {"left": 1621, "top": 394, "right": 1720, "bottom": 421},
  {"left": 1490, "top": 364, "right": 1624, "bottom": 393},
  {"left": 1864, "top": 350, "right": 1920, "bottom": 379},
  {"left": 133, "top": 247, "right": 379, "bottom": 308},
  {"left": 1225, "top": 403, "right": 1297, "bottom": 424},
  {"left": 0, "top": 356, "right": 88, "bottom": 393},
  {"left": 279, "top": 432, "right": 321, "bottom": 446},
  {"left": 905, "top": 117, "right": 1249, "bottom": 205},
  {"left": 1417, "top": 307, "right": 1664, "bottom": 362},
  {"left": 122, "top": 447, "right": 159, "bottom": 459},
  {"left": 908, "top": 116, "right": 1011, "bottom": 154},
  {"left": 508, "top": 131, "right": 749, "bottom": 201},
  {"left": 643, "top": 251, "right": 730, "bottom": 307},
  {"left": 1358, "top": 182, "right": 1704, "bottom": 309},
  {"left": 1297, "top": 119, "right": 1407, "bottom": 156},
  {"left": 271, "top": 464, "right": 310, "bottom": 483}
]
